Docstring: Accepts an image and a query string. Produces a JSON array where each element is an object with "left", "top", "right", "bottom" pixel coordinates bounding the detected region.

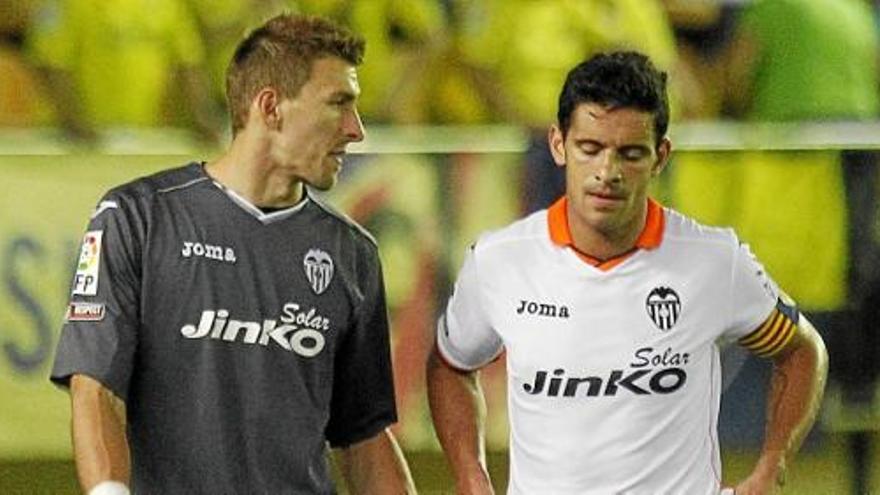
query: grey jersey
[{"left": 52, "top": 163, "right": 397, "bottom": 494}]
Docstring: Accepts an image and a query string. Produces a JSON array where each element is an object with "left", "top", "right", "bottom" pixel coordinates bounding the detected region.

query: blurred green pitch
[{"left": 1, "top": 433, "right": 877, "bottom": 494}]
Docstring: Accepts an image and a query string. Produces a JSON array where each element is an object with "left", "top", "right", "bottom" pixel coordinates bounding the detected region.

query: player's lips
[
  {"left": 587, "top": 190, "right": 625, "bottom": 200},
  {"left": 586, "top": 190, "right": 626, "bottom": 208},
  {"left": 328, "top": 149, "right": 347, "bottom": 165}
]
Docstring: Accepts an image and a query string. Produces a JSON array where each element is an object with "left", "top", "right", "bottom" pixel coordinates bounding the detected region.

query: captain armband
[{"left": 738, "top": 297, "right": 799, "bottom": 357}]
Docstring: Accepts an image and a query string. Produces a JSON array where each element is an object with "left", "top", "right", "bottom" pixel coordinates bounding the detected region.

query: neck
[
  {"left": 567, "top": 199, "right": 647, "bottom": 261},
  {"left": 205, "top": 133, "right": 304, "bottom": 207}
]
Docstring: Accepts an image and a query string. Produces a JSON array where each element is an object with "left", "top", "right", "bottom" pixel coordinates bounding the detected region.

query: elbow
[
  {"left": 789, "top": 316, "right": 829, "bottom": 380},
  {"left": 786, "top": 323, "right": 829, "bottom": 395},
  {"left": 801, "top": 318, "right": 829, "bottom": 382}
]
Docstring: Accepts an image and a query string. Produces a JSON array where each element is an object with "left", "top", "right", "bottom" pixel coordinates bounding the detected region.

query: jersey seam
[
  {"left": 309, "top": 194, "right": 379, "bottom": 247},
  {"left": 724, "top": 237, "right": 738, "bottom": 341},
  {"left": 349, "top": 243, "right": 381, "bottom": 347},
  {"left": 708, "top": 349, "right": 723, "bottom": 487},
  {"left": 471, "top": 244, "right": 504, "bottom": 364},
  {"left": 156, "top": 176, "right": 210, "bottom": 195}
]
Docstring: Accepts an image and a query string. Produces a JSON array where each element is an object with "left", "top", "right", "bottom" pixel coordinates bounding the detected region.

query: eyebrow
[
  {"left": 573, "top": 140, "right": 652, "bottom": 153},
  {"left": 328, "top": 90, "right": 358, "bottom": 102}
]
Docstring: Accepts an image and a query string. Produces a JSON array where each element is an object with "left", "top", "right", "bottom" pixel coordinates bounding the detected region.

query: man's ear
[
  {"left": 652, "top": 137, "right": 672, "bottom": 176},
  {"left": 548, "top": 125, "right": 567, "bottom": 168},
  {"left": 253, "top": 87, "right": 281, "bottom": 130}
]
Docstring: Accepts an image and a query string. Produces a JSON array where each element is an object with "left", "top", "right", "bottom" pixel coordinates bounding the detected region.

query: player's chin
[
  {"left": 585, "top": 211, "right": 623, "bottom": 234},
  {"left": 308, "top": 174, "right": 338, "bottom": 192}
]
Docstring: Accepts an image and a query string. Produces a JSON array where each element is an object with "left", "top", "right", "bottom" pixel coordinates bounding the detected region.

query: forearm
[
  {"left": 70, "top": 374, "right": 130, "bottom": 492},
  {"left": 335, "top": 428, "right": 415, "bottom": 494},
  {"left": 426, "top": 348, "right": 492, "bottom": 493},
  {"left": 757, "top": 318, "right": 828, "bottom": 483}
]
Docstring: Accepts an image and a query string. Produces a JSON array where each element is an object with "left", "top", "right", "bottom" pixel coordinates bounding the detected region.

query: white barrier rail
[{"left": 3, "top": 120, "right": 880, "bottom": 155}]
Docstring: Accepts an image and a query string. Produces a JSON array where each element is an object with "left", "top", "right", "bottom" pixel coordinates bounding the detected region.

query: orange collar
[{"left": 547, "top": 196, "right": 664, "bottom": 270}]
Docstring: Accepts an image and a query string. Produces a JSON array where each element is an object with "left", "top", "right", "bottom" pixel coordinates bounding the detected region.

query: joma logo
[
  {"left": 182, "top": 241, "right": 237, "bottom": 263},
  {"left": 516, "top": 299, "right": 570, "bottom": 318}
]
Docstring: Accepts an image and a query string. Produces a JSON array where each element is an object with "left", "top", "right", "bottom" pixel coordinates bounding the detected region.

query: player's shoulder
[
  {"left": 471, "top": 209, "right": 548, "bottom": 255},
  {"left": 104, "top": 162, "right": 207, "bottom": 203},
  {"left": 87, "top": 162, "right": 206, "bottom": 225},
  {"left": 662, "top": 207, "right": 740, "bottom": 249},
  {"left": 307, "top": 191, "right": 379, "bottom": 249}
]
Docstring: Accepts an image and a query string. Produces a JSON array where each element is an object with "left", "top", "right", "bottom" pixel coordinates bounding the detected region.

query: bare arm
[
  {"left": 426, "top": 347, "right": 494, "bottom": 495},
  {"left": 735, "top": 315, "right": 828, "bottom": 494},
  {"left": 333, "top": 428, "right": 416, "bottom": 494},
  {"left": 70, "top": 374, "right": 130, "bottom": 492}
]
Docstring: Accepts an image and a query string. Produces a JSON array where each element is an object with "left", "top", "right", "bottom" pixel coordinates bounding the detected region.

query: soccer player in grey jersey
[{"left": 51, "top": 14, "right": 415, "bottom": 495}]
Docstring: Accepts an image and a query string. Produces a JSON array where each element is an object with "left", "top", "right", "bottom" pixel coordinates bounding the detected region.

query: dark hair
[
  {"left": 226, "top": 14, "right": 365, "bottom": 134},
  {"left": 556, "top": 51, "right": 669, "bottom": 142}
]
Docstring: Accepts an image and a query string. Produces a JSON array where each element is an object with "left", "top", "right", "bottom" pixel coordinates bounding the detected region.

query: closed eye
[
  {"left": 619, "top": 146, "right": 650, "bottom": 161},
  {"left": 577, "top": 141, "right": 602, "bottom": 155}
]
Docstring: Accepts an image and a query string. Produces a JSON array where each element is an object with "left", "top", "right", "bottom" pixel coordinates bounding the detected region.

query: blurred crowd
[{"left": 1, "top": 0, "right": 879, "bottom": 143}]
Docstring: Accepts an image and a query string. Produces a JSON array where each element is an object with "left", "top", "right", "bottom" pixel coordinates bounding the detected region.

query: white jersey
[{"left": 437, "top": 199, "right": 786, "bottom": 494}]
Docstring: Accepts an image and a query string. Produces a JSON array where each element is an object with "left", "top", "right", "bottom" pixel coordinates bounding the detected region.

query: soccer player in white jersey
[
  {"left": 51, "top": 14, "right": 415, "bottom": 495},
  {"left": 427, "top": 51, "right": 828, "bottom": 495}
]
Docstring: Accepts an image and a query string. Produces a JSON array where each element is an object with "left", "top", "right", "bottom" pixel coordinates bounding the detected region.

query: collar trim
[{"left": 547, "top": 196, "right": 664, "bottom": 269}]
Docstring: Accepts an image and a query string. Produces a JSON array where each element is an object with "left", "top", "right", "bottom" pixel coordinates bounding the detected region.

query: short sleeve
[
  {"left": 50, "top": 195, "right": 143, "bottom": 401},
  {"left": 325, "top": 245, "right": 397, "bottom": 448},
  {"left": 724, "top": 240, "right": 779, "bottom": 342},
  {"left": 436, "top": 246, "right": 503, "bottom": 370}
]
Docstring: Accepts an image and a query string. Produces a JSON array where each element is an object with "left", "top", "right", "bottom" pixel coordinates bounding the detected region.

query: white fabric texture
[{"left": 439, "top": 206, "right": 778, "bottom": 494}]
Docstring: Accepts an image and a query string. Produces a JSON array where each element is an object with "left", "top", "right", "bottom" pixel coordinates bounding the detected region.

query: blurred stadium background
[{"left": 1, "top": 0, "right": 880, "bottom": 493}]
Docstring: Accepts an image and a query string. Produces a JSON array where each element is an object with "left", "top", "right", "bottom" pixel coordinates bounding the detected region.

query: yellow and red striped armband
[{"left": 738, "top": 299, "right": 799, "bottom": 357}]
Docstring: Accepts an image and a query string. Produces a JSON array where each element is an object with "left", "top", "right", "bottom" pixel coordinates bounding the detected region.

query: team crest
[
  {"left": 303, "top": 249, "right": 334, "bottom": 295},
  {"left": 645, "top": 286, "right": 681, "bottom": 331}
]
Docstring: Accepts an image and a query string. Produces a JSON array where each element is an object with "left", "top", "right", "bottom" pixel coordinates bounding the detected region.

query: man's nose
[
  {"left": 343, "top": 107, "right": 365, "bottom": 142},
  {"left": 594, "top": 151, "right": 622, "bottom": 183}
]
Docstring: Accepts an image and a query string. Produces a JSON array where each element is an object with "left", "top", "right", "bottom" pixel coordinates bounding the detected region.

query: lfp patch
[
  {"left": 66, "top": 301, "right": 106, "bottom": 322},
  {"left": 73, "top": 231, "right": 102, "bottom": 296}
]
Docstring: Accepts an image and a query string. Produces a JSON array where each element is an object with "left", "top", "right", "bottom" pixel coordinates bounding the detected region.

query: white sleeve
[
  {"left": 724, "top": 239, "right": 779, "bottom": 342},
  {"left": 436, "top": 246, "right": 503, "bottom": 370}
]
